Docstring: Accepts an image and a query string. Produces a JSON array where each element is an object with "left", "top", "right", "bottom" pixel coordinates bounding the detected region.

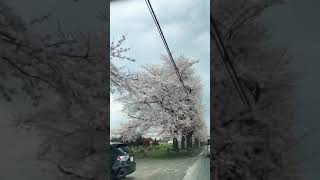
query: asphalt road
[{"left": 126, "top": 147, "right": 210, "bottom": 180}]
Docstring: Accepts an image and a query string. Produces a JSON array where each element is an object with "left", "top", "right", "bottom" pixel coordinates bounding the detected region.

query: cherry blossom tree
[
  {"left": 115, "top": 55, "right": 208, "bottom": 150},
  {"left": 110, "top": 35, "right": 136, "bottom": 94}
]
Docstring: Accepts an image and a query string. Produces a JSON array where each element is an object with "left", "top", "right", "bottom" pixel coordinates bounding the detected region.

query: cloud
[
  {"left": 193, "top": 31, "right": 210, "bottom": 52},
  {"left": 111, "top": 0, "right": 147, "bottom": 21},
  {"left": 111, "top": 0, "right": 199, "bottom": 21},
  {"left": 110, "top": 94, "right": 126, "bottom": 129}
]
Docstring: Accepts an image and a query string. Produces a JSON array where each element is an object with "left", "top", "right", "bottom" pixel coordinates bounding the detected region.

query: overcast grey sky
[
  {"left": 261, "top": 1, "right": 320, "bottom": 179},
  {"left": 110, "top": 0, "right": 210, "bottom": 135}
]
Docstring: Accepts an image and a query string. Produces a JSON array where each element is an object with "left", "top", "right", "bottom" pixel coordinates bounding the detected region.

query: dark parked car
[{"left": 111, "top": 142, "right": 136, "bottom": 179}]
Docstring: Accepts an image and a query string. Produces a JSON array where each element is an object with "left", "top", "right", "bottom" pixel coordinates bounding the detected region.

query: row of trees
[
  {"left": 111, "top": 135, "right": 160, "bottom": 151},
  {"left": 111, "top": 54, "right": 208, "bottom": 151}
]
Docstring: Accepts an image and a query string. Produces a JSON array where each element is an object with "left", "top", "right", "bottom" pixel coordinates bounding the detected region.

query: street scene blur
[{"left": 110, "top": 0, "right": 210, "bottom": 179}]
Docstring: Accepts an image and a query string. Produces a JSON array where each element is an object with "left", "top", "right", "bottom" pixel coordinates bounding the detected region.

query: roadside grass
[{"left": 132, "top": 143, "right": 203, "bottom": 159}]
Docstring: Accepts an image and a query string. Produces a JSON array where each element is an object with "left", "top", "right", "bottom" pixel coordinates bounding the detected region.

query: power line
[
  {"left": 211, "top": 16, "right": 251, "bottom": 109},
  {"left": 144, "top": 0, "right": 189, "bottom": 95},
  {"left": 145, "top": 0, "right": 250, "bottom": 108}
]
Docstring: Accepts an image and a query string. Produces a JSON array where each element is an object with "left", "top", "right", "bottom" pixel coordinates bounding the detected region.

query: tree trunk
[
  {"left": 173, "top": 138, "right": 179, "bottom": 151},
  {"left": 186, "top": 132, "right": 193, "bottom": 150},
  {"left": 181, "top": 136, "right": 186, "bottom": 150},
  {"left": 195, "top": 138, "right": 199, "bottom": 149}
]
